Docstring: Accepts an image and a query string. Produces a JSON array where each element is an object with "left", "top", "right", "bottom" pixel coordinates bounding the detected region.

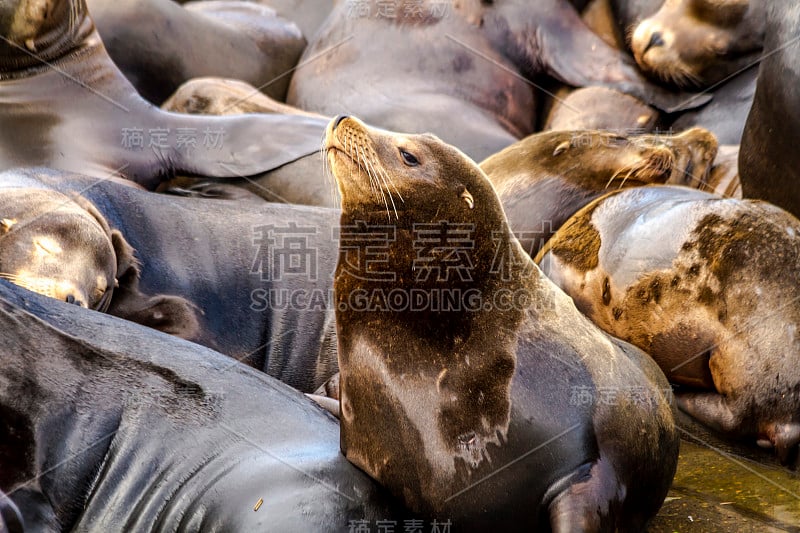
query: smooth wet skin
[
  {"left": 0, "top": 279, "right": 403, "bottom": 531},
  {"left": 326, "top": 116, "right": 679, "bottom": 531},
  {"left": 0, "top": 168, "right": 340, "bottom": 393}
]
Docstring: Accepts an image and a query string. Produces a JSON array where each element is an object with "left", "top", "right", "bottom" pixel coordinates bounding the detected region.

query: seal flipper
[
  {"left": 493, "top": 1, "right": 711, "bottom": 113},
  {"left": 546, "top": 459, "right": 627, "bottom": 532},
  {"left": 165, "top": 112, "right": 327, "bottom": 184},
  {"left": 675, "top": 391, "right": 742, "bottom": 434},
  {"left": 106, "top": 231, "right": 201, "bottom": 340}
]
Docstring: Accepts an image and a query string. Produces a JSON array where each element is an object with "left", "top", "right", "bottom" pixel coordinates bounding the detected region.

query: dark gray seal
[
  {"left": 0, "top": 0, "right": 327, "bottom": 190},
  {"left": 537, "top": 185, "right": 800, "bottom": 465},
  {"left": 326, "top": 116, "right": 679, "bottom": 530},
  {"left": 739, "top": 2, "right": 800, "bottom": 219},
  {"left": 289, "top": 0, "right": 709, "bottom": 162},
  {"left": 0, "top": 167, "right": 340, "bottom": 393},
  {"left": 0, "top": 278, "right": 403, "bottom": 531}
]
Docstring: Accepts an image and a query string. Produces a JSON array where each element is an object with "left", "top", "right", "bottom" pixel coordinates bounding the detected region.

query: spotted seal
[{"left": 537, "top": 185, "right": 800, "bottom": 465}]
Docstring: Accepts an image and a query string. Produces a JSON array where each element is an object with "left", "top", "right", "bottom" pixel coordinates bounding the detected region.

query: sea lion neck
[{"left": 0, "top": 0, "right": 96, "bottom": 75}]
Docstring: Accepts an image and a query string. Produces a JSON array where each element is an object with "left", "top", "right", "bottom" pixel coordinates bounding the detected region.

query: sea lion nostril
[
  {"left": 644, "top": 32, "right": 665, "bottom": 53},
  {"left": 333, "top": 115, "right": 349, "bottom": 129},
  {"left": 65, "top": 294, "right": 76, "bottom": 304}
]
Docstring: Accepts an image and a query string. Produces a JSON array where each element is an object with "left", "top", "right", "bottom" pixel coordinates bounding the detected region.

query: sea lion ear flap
[{"left": 106, "top": 230, "right": 201, "bottom": 340}]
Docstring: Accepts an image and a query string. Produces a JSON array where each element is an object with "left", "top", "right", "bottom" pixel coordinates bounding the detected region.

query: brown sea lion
[
  {"left": 289, "top": 0, "right": 709, "bottom": 162},
  {"left": 630, "top": 0, "right": 765, "bottom": 89},
  {"left": 326, "top": 115, "right": 679, "bottom": 530},
  {"left": 481, "top": 127, "right": 719, "bottom": 256},
  {"left": 537, "top": 185, "right": 800, "bottom": 465}
]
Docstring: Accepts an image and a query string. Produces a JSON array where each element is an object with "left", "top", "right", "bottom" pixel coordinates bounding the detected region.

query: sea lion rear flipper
[
  {"left": 494, "top": 2, "right": 711, "bottom": 113},
  {"left": 546, "top": 460, "right": 625, "bottom": 532}
]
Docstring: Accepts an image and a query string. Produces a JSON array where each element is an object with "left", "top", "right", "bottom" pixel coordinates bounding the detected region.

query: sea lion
[
  {"left": 608, "top": 0, "right": 664, "bottom": 47},
  {"left": 0, "top": 167, "right": 340, "bottom": 393},
  {"left": 326, "top": 116, "right": 679, "bottom": 530},
  {"left": 289, "top": 0, "right": 709, "bottom": 162},
  {"left": 543, "top": 86, "right": 659, "bottom": 132},
  {"left": 630, "top": 0, "right": 765, "bottom": 89},
  {"left": 739, "top": 2, "right": 800, "bottom": 219},
  {"left": 86, "top": 0, "right": 306, "bottom": 105},
  {"left": 537, "top": 185, "right": 800, "bottom": 465},
  {"left": 0, "top": 184, "right": 200, "bottom": 339},
  {"left": 162, "top": 77, "right": 326, "bottom": 118},
  {"left": 0, "top": 0, "right": 327, "bottom": 190},
  {"left": 0, "top": 278, "right": 402, "bottom": 531},
  {"left": 481, "top": 127, "right": 718, "bottom": 256}
]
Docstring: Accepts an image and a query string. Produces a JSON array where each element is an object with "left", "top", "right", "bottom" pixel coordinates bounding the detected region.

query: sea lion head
[
  {"left": 0, "top": 187, "right": 200, "bottom": 338},
  {"left": 325, "top": 115, "right": 502, "bottom": 231},
  {"left": 631, "top": 0, "right": 764, "bottom": 88},
  {"left": 0, "top": 188, "right": 116, "bottom": 310},
  {"left": 0, "top": 0, "right": 92, "bottom": 69}
]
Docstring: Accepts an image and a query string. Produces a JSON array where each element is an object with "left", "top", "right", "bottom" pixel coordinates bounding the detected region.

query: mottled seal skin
[
  {"left": 0, "top": 279, "right": 403, "bottom": 532},
  {"left": 0, "top": 184, "right": 199, "bottom": 339},
  {"left": 739, "top": 2, "right": 800, "bottom": 220},
  {"left": 87, "top": 0, "right": 306, "bottom": 104},
  {"left": 481, "top": 127, "right": 718, "bottom": 257},
  {"left": 290, "top": 0, "right": 708, "bottom": 162},
  {"left": 326, "top": 116, "right": 678, "bottom": 531},
  {"left": 0, "top": 168, "right": 340, "bottom": 393},
  {"left": 631, "top": 0, "right": 765, "bottom": 89},
  {"left": 0, "top": 0, "right": 327, "bottom": 189},
  {"left": 538, "top": 185, "right": 800, "bottom": 465}
]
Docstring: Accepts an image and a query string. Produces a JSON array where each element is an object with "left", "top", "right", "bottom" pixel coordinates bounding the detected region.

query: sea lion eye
[{"left": 399, "top": 149, "right": 419, "bottom": 167}]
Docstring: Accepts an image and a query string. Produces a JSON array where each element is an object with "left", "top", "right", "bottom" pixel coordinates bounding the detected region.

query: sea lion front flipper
[
  {"left": 163, "top": 112, "right": 327, "bottom": 183},
  {"left": 546, "top": 461, "right": 623, "bottom": 532},
  {"left": 491, "top": 1, "right": 711, "bottom": 113},
  {"left": 106, "top": 231, "right": 201, "bottom": 340},
  {"left": 674, "top": 391, "right": 740, "bottom": 434}
]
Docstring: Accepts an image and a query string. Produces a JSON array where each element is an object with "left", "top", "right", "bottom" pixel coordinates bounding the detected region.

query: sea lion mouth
[{"left": 324, "top": 116, "right": 405, "bottom": 219}]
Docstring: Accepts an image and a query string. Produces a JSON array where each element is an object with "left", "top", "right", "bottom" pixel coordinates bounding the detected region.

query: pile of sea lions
[{"left": 0, "top": 0, "right": 796, "bottom": 531}]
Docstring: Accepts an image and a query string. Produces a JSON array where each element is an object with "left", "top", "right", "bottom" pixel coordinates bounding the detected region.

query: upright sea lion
[
  {"left": 0, "top": 184, "right": 200, "bottom": 339},
  {"left": 0, "top": 279, "right": 402, "bottom": 531},
  {"left": 0, "top": 168, "right": 340, "bottom": 393},
  {"left": 481, "top": 127, "right": 718, "bottom": 256},
  {"left": 739, "top": 2, "right": 800, "bottom": 219},
  {"left": 630, "top": 0, "right": 765, "bottom": 89},
  {"left": 86, "top": 0, "right": 306, "bottom": 104},
  {"left": 290, "top": 0, "right": 709, "bottom": 161},
  {"left": 0, "top": 0, "right": 327, "bottom": 189},
  {"left": 326, "top": 116, "right": 679, "bottom": 530},
  {"left": 537, "top": 185, "right": 800, "bottom": 465}
]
